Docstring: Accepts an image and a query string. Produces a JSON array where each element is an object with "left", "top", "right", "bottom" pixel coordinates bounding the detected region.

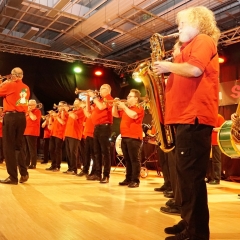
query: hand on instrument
[{"left": 152, "top": 61, "right": 171, "bottom": 74}]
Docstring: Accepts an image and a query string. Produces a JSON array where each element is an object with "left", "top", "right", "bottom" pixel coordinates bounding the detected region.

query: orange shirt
[
  {"left": 91, "top": 94, "right": 113, "bottom": 125},
  {"left": 64, "top": 108, "right": 85, "bottom": 140},
  {"left": 83, "top": 116, "right": 94, "bottom": 138},
  {"left": 0, "top": 80, "right": 29, "bottom": 113},
  {"left": 24, "top": 108, "right": 42, "bottom": 136},
  {"left": 51, "top": 111, "right": 68, "bottom": 139},
  {"left": 43, "top": 126, "right": 51, "bottom": 138},
  {"left": 212, "top": 114, "right": 225, "bottom": 145},
  {"left": 165, "top": 34, "right": 219, "bottom": 127},
  {"left": 119, "top": 105, "right": 144, "bottom": 140}
]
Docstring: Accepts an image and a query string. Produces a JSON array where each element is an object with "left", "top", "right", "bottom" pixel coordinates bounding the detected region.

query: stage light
[
  {"left": 132, "top": 72, "right": 142, "bottom": 82},
  {"left": 73, "top": 66, "right": 82, "bottom": 73},
  {"left": 218, "top": 57, "right": 225, "bottom": 63},
  {"left": 95, "top": 70, "right": 103, "bottom": 76}
]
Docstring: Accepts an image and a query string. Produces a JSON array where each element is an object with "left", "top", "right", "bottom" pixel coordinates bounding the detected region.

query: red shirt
[
  {"left": 51, "top": 111, "right": 68, "bottom": 139},
  {"left": 0, "top": 80, "right": 29, "bottom": 113},
  {"left": 119, "top": 105, "right": 144, "bottom": 140},
  {"left": 0, "top": 120, "right": 2, "bottom": 138},
  {"left": 83, "top": 116, "right": 94, "bottom": 138},
  {"left": 24, "top": 108, "right": 42, "bottom": 136},
  {"left": 43, "top": 126, "right": 51, "bottom": 139},
  {"left": 64, "top": 109, "right": 85, "bottom": 140},
  {"left": 165, "top": 34, "right": 219, "bottom": 127},
  {"left": 212, "top": 114, "right": 225, "bottom": 145},
  {"left": 91, "top": 94, "right": 113, "bottom": 125}
]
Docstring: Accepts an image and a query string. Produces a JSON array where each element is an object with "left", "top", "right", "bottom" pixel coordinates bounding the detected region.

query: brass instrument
[
  {"left": 132, "top": 33, "right": 178, "bottom": 152},
  {"left": 75, "top": 88, "right": 99, "bottom": 95},
  {"left": 28, "top": 102, "right": 43, "bottom": 111}
]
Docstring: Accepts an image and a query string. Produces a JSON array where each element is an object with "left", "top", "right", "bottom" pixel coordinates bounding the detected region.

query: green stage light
[{"left": 74, "top": 66, "right": 82, "bottom": 73}]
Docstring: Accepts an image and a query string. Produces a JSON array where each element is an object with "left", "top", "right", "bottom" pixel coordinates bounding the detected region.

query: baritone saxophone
[{"left": 132, "top": 33, "right": 178, "bottom": 152}]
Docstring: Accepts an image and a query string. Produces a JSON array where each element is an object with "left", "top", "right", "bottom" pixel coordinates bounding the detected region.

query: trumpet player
[
  {"left": 0, "top": 67, "right": 30, "bottom": 185},
  {"left": 22, "top": 99, "right": 42, "bottom": 169},
  {"left": 63, "top": 99, "right": 86, "bottom": 174},
  {"left": 86, "top": 84, "right": 113, "bottom": 183},
  {"left": 46, "top": 101, "right": 69, "bottom": 172},
  {"left": 112, "top": 89, "right": 144, "bottom": 188}
]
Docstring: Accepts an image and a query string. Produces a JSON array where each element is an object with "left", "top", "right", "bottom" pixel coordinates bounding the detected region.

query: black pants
[
  {"left": 158, "top": 148, "right": 172, "bottom": 190},
  {"left": 43, "top": 138, "right": 50, "bottom": 162},
  {"left": 121, "top": 137, "right": 142, "bottom": 183},
  {"left": 209, "top": 145, "right": 221, "bottom": 182},
  {"left": 49, "top": 136, "right": 63, "bottom": 169},
  {"left": 23, "top": 135, "right": 38, "bottom": 166},
  {"left": 3, "top": 112, "right": 28, "bottom": 181},
  {"left": 175, "top": 122, "right": 212, "bottom": 240},
  {"left": 65, "top": 137, "right": 79, "bottom": 172},
  {"left": 0, "top": 137, "right": 4, "bottom": 161},
  {"left": 83, "top": 136, "right": 95, "bottom": 174},
  {"left": 93, "top": 124, "right": 111, "bottom": 178}
]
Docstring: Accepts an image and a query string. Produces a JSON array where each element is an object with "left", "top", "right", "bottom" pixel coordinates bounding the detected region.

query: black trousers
[
  {"left": 23, "top": 135, "right": 38, "bottom": 166},
  {"left": 83, "top": 136, "right": 95, "bottom": 174},
  {"left": 65, "top": 137, "right": 79, "bottom": 172},
  {"left": 175, "top": 122, "right": 212, "bottom": 240},
  {"left": 49, "top": 136, "right": 63, "bottom": 169},
  {"left": 121, "top": 137, "right": 142, "bottom": 183},
  {"left": 0, "top": 137, "right": 4, "bottom": 161},
  {"left": 3, "top": 112, "right": 28, "bottom": 181},
  {"left": 43, "top": 138, "right": 50, "bottom": 162},
  {"left": 93, "top": 124, "right": 111, "bottom": 178},
  {"left": 209, "top": 145, "right": 221, "bottom": 182},
  {"left": 158, "top": 148, "right": 172, "bottom": 190}
]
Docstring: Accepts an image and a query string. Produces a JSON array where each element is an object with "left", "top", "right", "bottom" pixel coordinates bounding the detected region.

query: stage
[{"left": 0, "top": 161, "right": 239, "bottom": 240}]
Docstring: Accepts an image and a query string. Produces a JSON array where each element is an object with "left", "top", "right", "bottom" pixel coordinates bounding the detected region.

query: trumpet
[
  {"left": 28, "top": 102, "right": 43, "bottom": 110},
  {"left": 75, "top": 88, "right": 99, "bottom": 95},
  {"left": 0, "top": 75, "right": 11, "bottom": 81}
]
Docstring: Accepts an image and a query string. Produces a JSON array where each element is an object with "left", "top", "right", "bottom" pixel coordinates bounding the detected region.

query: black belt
[
  {"left": 5, "top": 111, "right": 25, "bottom": 114},
  {"left": 95, "top": 123, "right": 111, "bottom": 127}
]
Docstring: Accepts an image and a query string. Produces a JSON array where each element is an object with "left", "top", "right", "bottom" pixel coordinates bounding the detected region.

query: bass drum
[
  {"left": 217, "top": 120, "right": 240, "bottom": 158},
  {"left": 115, "top": 134, "right": 123, "bottom": 156}
]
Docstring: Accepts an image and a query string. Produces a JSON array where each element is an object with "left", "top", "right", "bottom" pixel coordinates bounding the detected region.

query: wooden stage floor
[{"left": 0, "top": 162, "right": 239, "bottom": 240}]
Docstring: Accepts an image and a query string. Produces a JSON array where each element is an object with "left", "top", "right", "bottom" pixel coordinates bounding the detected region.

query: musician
[
  {"left": 206, "top": 114, "right": 225, "bottom": 185},
  {"left": 77, "top": 96, "right": 96, "bottom": 177},
  {"left": 0, "top": 67, "right": 30, "bottom": 184},
  {"left": 63, "top": 99, "right": 85, "bottom": 174},
  {"left": 23, "top": 99, "right": 42, "bottom": 169},
  {"left": 46, "top": 101, "right": 69, "bottom": 172},
  {"left": 153, "top": 6, "right": 220, "bottom": 240},
  {"left": 41, "top": 114, "right": 52, "bottom": 164},
  {"left": 112, "top": 89, "right": 144, "bottom": 188},
  {"left": 86, "top": 84, "right": 113, "bottom": 183},
  {"left": 0, "top": 107, "right": 4, "bottom": 163}
]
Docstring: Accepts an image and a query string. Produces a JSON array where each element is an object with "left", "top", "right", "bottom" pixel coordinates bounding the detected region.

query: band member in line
[
  {"left": 41, "top": 114, "right": 52, "bottom": 164},
  {"left": 153, "top": 6, "right": 220, "bottom": 240},
  {"left": 0, "top": 67, "right": 30, "bottom": 184},
  {"left": 112, "top": 89, "right": 144, "bottom": 188},
  {"left": 46, "top": 101, "right": 69, "bottom": 172},
  {"left": 87, "top": 84, "right": 113, "bottom": 183},
  {"left": 23, "top": 99, "right": 42, "bottom": 169},
  {"left": 77, "top": 95, "right": 96, "bottom": 177},
  {"left": 0, "top": 107, "right": 4, "bottom": 163},
  {"left": 63, "top": 99, "right": 85, "bottom": 174}
]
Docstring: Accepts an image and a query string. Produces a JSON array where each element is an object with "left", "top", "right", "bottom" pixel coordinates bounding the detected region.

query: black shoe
[
  {"left": 164, "top": 191, "right": 174, "bottom": 198},
  {"left": 165, "top": 199, "right": 176, "bottom": 207},
  {"left": 164, "top": 220, "right": 186, "bottom": 235},
  {"left": 46, "top": 166, "right": 54, "bottom": 170},
  {"left": 154, "top": 185, "right": 168, "bottom": 192},
  {"left": 86, "top": 175, "right": 101, "bottom": 181},
  {"left": 52, "top": 168, "right": 60, "bottom": 172},
  {"left": 100, "top": 176, "right": 109, "bottom": 183},
  {"left": 41, "top": 161, "right": 48, "bottom": 164},
  {"left": 165, "top": 229, "right": 190, "bottom": 240},
  {"left": 119, "top": 179, "right": 130, "bottom": 186},
  {"left": 160, "top": 206, "right": 181, "bottom": 216},
  {"left": 62, "top": 169, "right": 71, "bottom": 173},
  {"left": 76, "top": 171, "right": 88, "bottom": 177},
  {"left": 128, "top": 182, "right": 139, "bottom": 188},
  {"left": 19, "top": 174, "right": 29, "bottom": 183},
  {"left": 0, "top": 177, "right": 18, "bottom": 185},
  {"left": 28, "top": 165, "right": 36, "bottom": 169},
  {"left": 66, "top": 170, "right": 76, "bottom": 175},
  {"left": 208, "top": 180, "right": 220, "bottom": 185}
]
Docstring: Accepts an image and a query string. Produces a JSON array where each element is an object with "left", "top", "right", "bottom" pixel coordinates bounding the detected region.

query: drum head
[{"left": 115, "top": 134, "right": 123, "bottom": 155}]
